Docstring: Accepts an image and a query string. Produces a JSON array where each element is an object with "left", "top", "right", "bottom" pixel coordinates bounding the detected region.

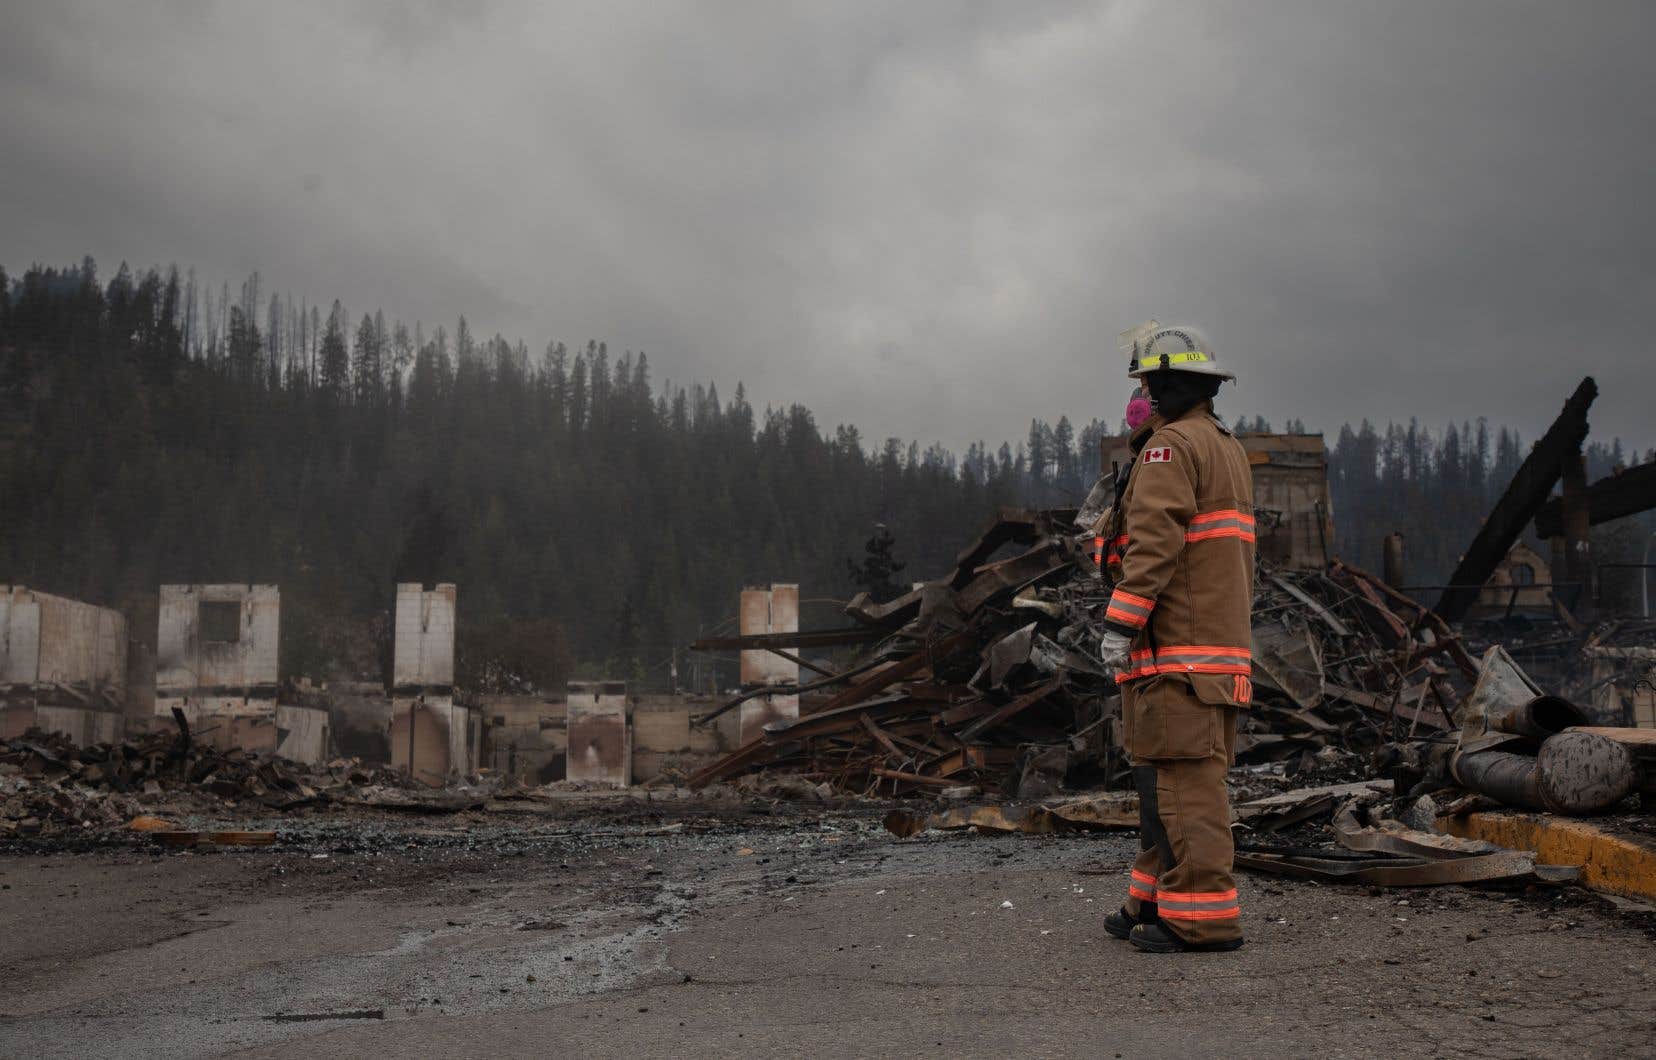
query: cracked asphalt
[{"left": 1, "top": 803, "right": 1653, "bottom": 1059}]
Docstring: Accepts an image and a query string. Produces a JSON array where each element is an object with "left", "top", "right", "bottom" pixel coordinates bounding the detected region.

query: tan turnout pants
[{"left": 1120, "top": 674, "right": 1241, "bottom": 945}]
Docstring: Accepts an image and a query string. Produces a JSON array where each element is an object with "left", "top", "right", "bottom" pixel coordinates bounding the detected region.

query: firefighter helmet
[{"left": 1119, "top": 322, "right": 1235, "bottom": 381}]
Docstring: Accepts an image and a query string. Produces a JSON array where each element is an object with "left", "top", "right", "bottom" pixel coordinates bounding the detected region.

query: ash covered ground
[{"left": 2, "top": 794, "right": 1653, "bottom": 1060}]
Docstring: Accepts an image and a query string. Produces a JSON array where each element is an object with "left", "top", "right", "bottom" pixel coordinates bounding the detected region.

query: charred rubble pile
[
  {"left": 688, "top": 507, "right": 1654, "bottom": 831},
  {"left": 690, "top": 507, "right": 1470, "bottom": 796},
  {"left": 0, "top": 721, "right": 449, "bottom": 838}
]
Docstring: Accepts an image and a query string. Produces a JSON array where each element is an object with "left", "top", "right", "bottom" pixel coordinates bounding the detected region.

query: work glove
[{"left": 1098, "top": 629, "right": 1132, "bottom": 672}]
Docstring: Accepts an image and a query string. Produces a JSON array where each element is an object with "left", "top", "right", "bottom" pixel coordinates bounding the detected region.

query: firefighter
[{"left": 1096, "top": 322, "right": 1254, "bottom": 953}]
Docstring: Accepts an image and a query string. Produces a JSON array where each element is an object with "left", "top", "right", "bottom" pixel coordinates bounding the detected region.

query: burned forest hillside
[{"left": 1, "top": 259, "right": 1649, "bottom": 687}]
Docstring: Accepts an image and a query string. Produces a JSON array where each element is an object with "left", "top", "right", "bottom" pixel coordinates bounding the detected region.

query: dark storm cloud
[{"left": 3, "top": 1, "right": 1653, "bottom": 451}]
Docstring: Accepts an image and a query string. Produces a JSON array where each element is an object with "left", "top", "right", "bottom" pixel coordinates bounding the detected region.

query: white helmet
[{"left": 1118, "top": 321, "right": 1235, "bottom": 381}]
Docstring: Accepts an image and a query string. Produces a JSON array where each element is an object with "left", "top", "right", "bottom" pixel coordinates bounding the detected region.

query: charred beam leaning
[
  {"left": 1435, "top": 377, "right": 1597, "bottom": 623},
  {"left": 1534, "top": 458, "right": 1656, "bottom": 539}
]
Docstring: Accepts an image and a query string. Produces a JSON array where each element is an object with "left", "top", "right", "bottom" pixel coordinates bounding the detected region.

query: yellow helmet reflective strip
[{"left": 1145, "top": 350, "right": 1212, "bottom": 366}]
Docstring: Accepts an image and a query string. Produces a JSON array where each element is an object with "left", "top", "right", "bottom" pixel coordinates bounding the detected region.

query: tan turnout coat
[{"left": 1102, "top": 402, "right": 1256, "bottom": 752}]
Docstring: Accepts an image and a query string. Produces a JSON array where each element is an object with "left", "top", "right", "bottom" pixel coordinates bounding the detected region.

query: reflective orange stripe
[
  {"left": 1189, "top": 509, "right": 1252, "bottom": 526},
  {"left": 1158, "top": 646, "right": 1250, "bottom": 659},
  {"left": 1192, "top": 526, "right": 1251, "bottom": 543},
  {"left": 1157, "top": 886, "right": 1240, "bottom": 920},
  {"left": 1115, "top": 645, "right": 1252, "bottom": 684},
  {"left": 1157, "top": 888, "right": 1237, "bottom": 903},
  {"left": 1186, "top": 509, "right": 1257, "bottom": 544},
  {"left": 1105, "top": 588, "right": 1155, "bottom": 630},
  {"left": 1117, "top": 663, "right": 1251, "bottom": 684},
  {"left": 1185, "top": 526, "right": 1257, "bottom": 543},
  {"left": 1128, "top": 867, "right": 1158, "bottom": 902}
]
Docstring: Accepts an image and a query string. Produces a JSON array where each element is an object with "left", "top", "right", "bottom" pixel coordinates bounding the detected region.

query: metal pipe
[
  {"left": 1490, "top": 695, "right": 1588, "bottom": 741},
  {"left": 1453, "top": 731, "right": 1637, "bottom": 814},
  {"left": 1451, "top": 749, "right": 1544, "bottom": 810}
]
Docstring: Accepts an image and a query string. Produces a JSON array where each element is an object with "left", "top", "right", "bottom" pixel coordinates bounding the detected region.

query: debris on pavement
[
  {"left": 1236, "top": 790, "right": 1580, "bottom": 888},
  {"left": 882, "top": 790, "right": 1138, "bottom": 837},
  {"left": 1, "top": 723, "right": 472, "bottom": 838}
]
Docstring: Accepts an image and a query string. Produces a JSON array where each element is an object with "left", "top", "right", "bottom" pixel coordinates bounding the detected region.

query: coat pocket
[
  {"left": 1128, "top": 676, "right": 1217, "bottom": 761},
  {"left": 1190, "top": 672, "right": 1251, "bottom": 709}
]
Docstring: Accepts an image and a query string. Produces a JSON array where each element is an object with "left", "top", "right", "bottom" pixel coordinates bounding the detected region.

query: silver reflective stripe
[
  {"left": 1186, "top": 517, "right": 1253, "bottom": 535},
  {"left": 1152, "top": 649, "right": 1252, "bottom": 670},
  {"left": 1156, "top": 897, "right": 1239, "bottom": 912},
  {"left": 1109, "top": 594, "right": 1153, "bottom": 618}
]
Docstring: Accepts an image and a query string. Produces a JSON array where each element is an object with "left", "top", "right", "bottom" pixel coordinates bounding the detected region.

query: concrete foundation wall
[
  {"left": 156, "top": 585, "right": 279, "bottom": 717},
  {"left": 389, "top": 699, "right": 476, "bottom": 785},
  {"left": 1, "top": 703, "right": 123, "bottom": 746},
  {"left": 328, "top": 689, "right": 395, "bottom": 764},
  {"left": 566, "top": 681, "right": 630, "bottom": 787},
  {"left": 482, "top": 695, "right": 567, "bottom": 785},
  {"left": 191, "top": 713, "right": 279, "bottom": 756},
  {"left": 386, "top": 583, "right": 467, "bottom": 783},
  {"left": 738, "top": 584, "right": 799, "bottom": 743},
  {"left": 392, "top": 583, "right": 455, "bottom": 692},
  {"left": 478, "top": 693, "right": 735, "bottom": 786},
  {"left": 1, "top": 586, "right": 127, "bottom": 703},
  {"left": 275, "top": 705, "right": 331, "bottom": 766}
]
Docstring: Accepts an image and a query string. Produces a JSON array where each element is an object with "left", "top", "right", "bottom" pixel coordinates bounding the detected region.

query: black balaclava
[{"left": 1143, "top": 369, "right": 1222, "bottom": 421}]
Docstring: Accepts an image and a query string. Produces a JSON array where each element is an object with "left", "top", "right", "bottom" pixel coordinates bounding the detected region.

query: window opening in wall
[{"left": 199, "top": 600, "right": 242, "bottom": 643}]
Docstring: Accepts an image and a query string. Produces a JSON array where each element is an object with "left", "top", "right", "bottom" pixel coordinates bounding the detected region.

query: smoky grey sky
[{"left": 4, "top": 1, "right": 1654, "bottom": 455}]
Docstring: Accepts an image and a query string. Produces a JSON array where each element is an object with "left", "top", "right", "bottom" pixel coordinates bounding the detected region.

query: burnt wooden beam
[
  {"left": 1435, "top": 376, "right": 1597, "bottom": 623},
  {"left": 1534, "top": 459, "right": 1656, "bottom": 539},
  {"left": 690, "top": 627, "right": 883, "bottom": 651}
]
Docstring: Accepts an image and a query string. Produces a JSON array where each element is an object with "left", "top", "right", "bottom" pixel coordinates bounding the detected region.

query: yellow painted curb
[{"left": 1440, "top": 811, "right": 1656, "bottom": 901}]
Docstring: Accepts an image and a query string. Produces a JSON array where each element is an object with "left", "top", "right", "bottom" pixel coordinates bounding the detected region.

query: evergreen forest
[{"left": 3, "top": 260, "right": 1649, "bottom": 691}]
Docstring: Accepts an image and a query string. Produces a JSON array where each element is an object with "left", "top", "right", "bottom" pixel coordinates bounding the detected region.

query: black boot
[
  {"left": 1104, "top": 904, "right": 1155, "bottom": 940},
  {"left": 1129, "top": 922, "right": 1244, "bottom": 953}
]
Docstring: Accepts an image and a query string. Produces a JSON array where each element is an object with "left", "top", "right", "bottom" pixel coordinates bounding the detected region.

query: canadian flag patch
[{"left": 1143, "top": 446, "right": 1173, "bottom": 464}]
